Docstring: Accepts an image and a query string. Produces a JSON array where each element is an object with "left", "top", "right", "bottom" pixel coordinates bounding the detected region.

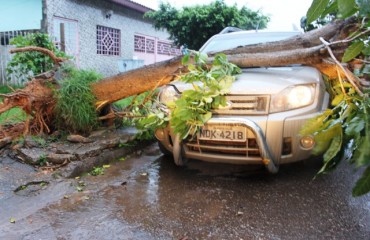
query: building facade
[
  {"left": 1, "top": 0, "right": 179, "bottom": 80},
  {"left": 43, "top": 0, "right": 179, "bottom": 77}
]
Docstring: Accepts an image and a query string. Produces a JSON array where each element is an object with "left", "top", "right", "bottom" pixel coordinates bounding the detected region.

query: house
[{"left": 0, "top": 0, "right": 180, "bottom": 80}]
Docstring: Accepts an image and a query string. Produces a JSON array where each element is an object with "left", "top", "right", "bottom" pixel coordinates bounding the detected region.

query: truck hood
[
  {"left": 174, "top": 66, "right": 322, "bottom": 95},
  {"left": 233, "top": 66, "right": 321, "bottom": 94}
]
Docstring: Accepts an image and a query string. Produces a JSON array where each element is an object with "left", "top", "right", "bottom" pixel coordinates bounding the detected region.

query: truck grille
[
  {"left": 213, "top": 95, "right": 270, "bottom": 115},
  {"left": 185, "top": 125, "right": 261, "bottom": 158}
]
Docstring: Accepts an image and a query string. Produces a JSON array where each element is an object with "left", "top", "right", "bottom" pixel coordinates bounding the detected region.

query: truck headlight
[
  {"left": 159, "top": 85, "right": 180, "bottom": 105},
  {"left": 270, "top": 84, "right": 316, "bottom": 113}
]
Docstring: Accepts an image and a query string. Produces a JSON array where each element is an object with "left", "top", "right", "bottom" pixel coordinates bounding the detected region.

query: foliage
[
  {"left": 0, "top": 85, "right": 23, "bottom": 95},
  {"left": 89, "top": 166, "right": 105, "bottom": 176},
  {"left": 54, "top": 67, "right": 102, "bottom": 134},
  {"left": 170, "top": 53, "right": 240, "bottom": 139},
  {"left": 302, "top": 15, "right": 335, "bottom": 32},
  {"left": 31, "top": 135, "right": 48, "bottom": 148},
  {"left": 145, "top": 0, "right": 269, "bottom": 50},
  {"left": 89, "top": 165, "right": 109, "bottom": 176},
  {"left": 120, "top": 90, "right": 161, "bottom": 140},
  {"left": 303, "top": 0, "right": 370, "bottom": 196},
  {"left": 135, "top": 52, "right": 240, "bottom": 140},
  {"left": 6, "top": 33, "right": 68, "bottom": 82},
  {"left": 38, "top": 154, "right": 48, "bottom": 166}
]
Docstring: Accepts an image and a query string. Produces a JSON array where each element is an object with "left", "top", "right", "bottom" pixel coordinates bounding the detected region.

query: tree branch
[
  {"left": 9, "top": 46, "right": 66, "bottom": 66},
  {"left": 320, "top": 37, "right": 363, "bottom": 96}
]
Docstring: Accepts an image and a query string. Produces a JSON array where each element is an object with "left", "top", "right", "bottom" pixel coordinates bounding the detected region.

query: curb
[{"left": 56, "top": 139, "right": 155, "bottom": 178}]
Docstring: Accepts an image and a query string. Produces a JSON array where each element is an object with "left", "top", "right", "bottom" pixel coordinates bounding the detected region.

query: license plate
[{"left": 198, "top": 125, "right": 246, "bottom": 142}]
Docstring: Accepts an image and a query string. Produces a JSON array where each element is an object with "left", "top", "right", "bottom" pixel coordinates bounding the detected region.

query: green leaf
[
  {"left": 352, "top": 166, "right": 370, "bottom": 196},
  {"left": 357, "top": 0, "right": 370, "bottom": 16},
  {"left": 331, "top": 93, "right": 345, "bottom": 106},
  {"left": 323, "top": 133, "right": 342, "bottom": 163},
  {"left": 200, "top": 112, "right": 212, "bottom": 122},
  {"left": 181, "top": 54, "right": 190, "bottom": 65},
  {"left": 353, "top": 138, "right": 370, "bottom": 166},
  {"left": 318, "top": 144, "right": 344, "bottom": 174},
  {"left": 345, "top": 116, "right": 365, "bottom": 136},
  {"left": 337, "top": 0, "right": 358, "bottom": 18},
  {"left": 317, "top": 125, "right": 343, "bottom": 175},
  {"left": 342, "top": 41, "right": 365, "bottom": 62},
  {"left": 199, "top": 52, "right": 208, "bottom": 64},
  {"left": 300, "top": 109, "right": 332, "bottom": 136},
  {"left": 312, "top": 121, "right": 339, "bottom": 155},
  {"left": 10, "top": 217, "right": 16, "bottom": 223},
  {"left": 362, "top": 45, "right": 370, "bottom": 56},
  {"left": 306, "top": 0, "right": 331, "bottom": 24},
  {"left": 321, "top": 0, "right": 338, "bottom": 17}
]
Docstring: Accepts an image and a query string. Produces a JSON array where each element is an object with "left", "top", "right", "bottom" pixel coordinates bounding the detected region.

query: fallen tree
[
  {"left": 0, "top": 17, "right": 366, "bottom": 138},
  {"left": 92, "top": 18, "right": 359, "bottom": 104},
  {"left": 0, "top": 17, "right": 369, "bottom": 196}
]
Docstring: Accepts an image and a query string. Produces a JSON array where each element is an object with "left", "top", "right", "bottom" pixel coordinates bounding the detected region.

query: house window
[{"left": 97, "top": 25, "right": 120, "bottom": 56}]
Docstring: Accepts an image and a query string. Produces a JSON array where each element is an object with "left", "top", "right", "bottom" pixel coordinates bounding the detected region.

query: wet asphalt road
[{"left": 0, "top": 143, "right": 369, "bottom": 240}]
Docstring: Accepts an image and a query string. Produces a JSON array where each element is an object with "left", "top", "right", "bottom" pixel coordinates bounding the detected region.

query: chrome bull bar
[{"left": 171, "top": 118, "right": 279, "bottom": 174}]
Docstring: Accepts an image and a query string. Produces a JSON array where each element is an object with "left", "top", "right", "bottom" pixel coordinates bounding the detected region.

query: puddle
[{"left": 1, "top": 143, "right": 369, "bottom": 239}]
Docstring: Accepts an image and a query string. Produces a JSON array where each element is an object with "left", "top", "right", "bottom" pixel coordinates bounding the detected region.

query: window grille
[
  {"left": 146, "top": 39, "right": 155, "bottom": 53},
  {"left": 157, "top": 41, "right": 171, "bottom": 55},
  {"left": 134, "top": 34, "right": 181, "bottom": 56},
  {"left": 97, "top": 25, "right": 120, "bottom": 56},
  {"left": 134, "top": 35, "right": 145, "bottom": 52}
]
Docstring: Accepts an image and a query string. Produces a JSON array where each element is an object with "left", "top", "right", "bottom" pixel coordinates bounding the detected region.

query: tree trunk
[{"left": 91, "top": 56, "right": 184, "bottom": 104}]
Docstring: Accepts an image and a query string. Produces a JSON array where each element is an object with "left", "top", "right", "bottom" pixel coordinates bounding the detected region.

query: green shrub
[
  {"left": 54, "top": 68, "right": 102, "bottom": 133},
  {"left": 0, "top": 85, "right": 22, "bottom": 95},
  {"left": 6, "top": 33, "right": 68, "bottom": 82}
]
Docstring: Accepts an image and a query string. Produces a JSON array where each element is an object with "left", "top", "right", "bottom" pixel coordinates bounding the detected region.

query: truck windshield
[{"left": 200, "top": 32, "right": 300, "bottom": 53}]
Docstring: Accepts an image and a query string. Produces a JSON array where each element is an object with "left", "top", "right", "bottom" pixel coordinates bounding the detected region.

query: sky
[
  {"left": 0, "top": 0, "right": 313, "bottom": 32},
  {"left": 133, "top": 0, "right": 314, "bottom": 31},
  {"left": 0, "top": 0, "right": 42, "bottom": 32}
]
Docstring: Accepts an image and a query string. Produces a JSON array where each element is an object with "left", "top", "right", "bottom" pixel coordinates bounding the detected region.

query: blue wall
[{"left": 0, "top": 0, "right": 42, "bottom": 31}]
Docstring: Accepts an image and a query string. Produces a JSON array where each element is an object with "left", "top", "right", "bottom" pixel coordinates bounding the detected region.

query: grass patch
[
  {"left": 55, "top": 68, "right": 102, "bottom": 133},
  {"left": 0, "top": 85, "right": 23, "bottom": 95},
  {"left": 0, "top": 107, "right": 27, "bottom": 124},
  {"left": 0, "top": 85, "right": 26, "bottom": 124}
]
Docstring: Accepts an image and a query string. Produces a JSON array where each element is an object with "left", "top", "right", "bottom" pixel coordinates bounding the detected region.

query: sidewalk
[{"left": 0, "top": 127, "right": 152, "bottom": 201}]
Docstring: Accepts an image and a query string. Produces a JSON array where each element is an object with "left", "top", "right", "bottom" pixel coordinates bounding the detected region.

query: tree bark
[
  {"left": 91, "top": 56, "right": 185, "bottom": 104},
  {"left": 219, "top": 17, "right": 356, "bottom": 55}
]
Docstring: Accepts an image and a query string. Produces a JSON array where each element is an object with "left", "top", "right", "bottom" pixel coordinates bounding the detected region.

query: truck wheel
[
  {"left": 172, "top": 134, "right": 188, "bottom": 166},
  {"left": 158, "top": 141, "right": 172, "bottom": 156}
]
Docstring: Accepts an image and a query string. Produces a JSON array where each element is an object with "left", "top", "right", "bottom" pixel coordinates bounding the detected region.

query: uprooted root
[{"left": 0, "top": 76, "right": 58, "bottom": 140}]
